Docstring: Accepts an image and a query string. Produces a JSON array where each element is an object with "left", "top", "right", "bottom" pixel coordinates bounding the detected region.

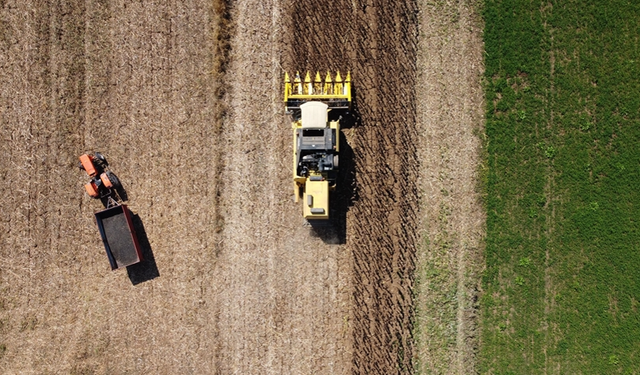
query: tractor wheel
[
  {"left": 84, "top": 182, "right": 99, "bottom": 198},
  {"left": 100, "top": 173, "right": 113, "bottom": 189},
  {"left": 106, "top": 171, "right": 121, "bottom": 188},
  {"left": 93, "top": 152, "right": 107, "bottom": 166},
  {"left": 78, "top": 162, "right": 85, "bottom": 170}
]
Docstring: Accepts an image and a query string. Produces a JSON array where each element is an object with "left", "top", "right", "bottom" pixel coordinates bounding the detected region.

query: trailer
[{"left": 95, "top": 203, "right": 143, "bottom": 270}]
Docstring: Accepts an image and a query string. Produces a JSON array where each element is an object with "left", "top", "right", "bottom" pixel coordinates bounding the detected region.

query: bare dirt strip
[
  {"left": 210, "top": 0, "right": 353, "bottom": 373},
  {"left": 282, "top": 0, "right": 421, "bottom": 373},
  {"left": 414, "top": 0, "right": 485, "bottom": 374}
]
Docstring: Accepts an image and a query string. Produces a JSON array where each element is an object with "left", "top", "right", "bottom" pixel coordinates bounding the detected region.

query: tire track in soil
[{"left": 283, "top": 1, "right": 420, "bottom": 373}]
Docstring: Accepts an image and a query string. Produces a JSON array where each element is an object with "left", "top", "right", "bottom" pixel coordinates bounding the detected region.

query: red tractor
[
  {"left": 79, "top": 152, "right": 121, "bottom": 200},
  {"left": 78, "top": 153, "right": 143, "bottom": 270}
]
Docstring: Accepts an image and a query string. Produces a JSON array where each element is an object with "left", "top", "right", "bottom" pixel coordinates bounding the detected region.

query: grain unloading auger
[{"left": 284, "top": 71, "right": 352, "bottom": 221}]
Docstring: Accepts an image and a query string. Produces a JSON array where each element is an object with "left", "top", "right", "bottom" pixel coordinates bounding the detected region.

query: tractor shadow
[
  {"left": 309, "top": 97, "right": 360, "bottom": 244},
  {"left": 126, "top": 213, "right": 160, "bottom": 285}
]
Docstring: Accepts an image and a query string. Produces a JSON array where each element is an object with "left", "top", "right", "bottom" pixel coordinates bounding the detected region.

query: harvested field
[
  {"left": 209, "top": 0, "right": 353, "bottom": 372},
  {"left": 1, "top": 1, "right": 221, "bottom": 373},
  {"left": 283, "top": 0, "right": 421, "bottom": 373},
  {"left": 0, "top": 0, "right": 484, "bottom": 374}
]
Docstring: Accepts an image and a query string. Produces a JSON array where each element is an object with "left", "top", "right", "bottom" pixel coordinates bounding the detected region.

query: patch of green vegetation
[
  {"left": 413, "top": 206, "right": 460, "bottom": 374},
  {"left": 481, "top": 0, "right": 640, "bottom": 373}
]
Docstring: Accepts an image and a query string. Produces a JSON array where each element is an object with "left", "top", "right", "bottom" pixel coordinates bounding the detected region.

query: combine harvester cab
[{"left": 285, "top": 71, "right": 351, "bottom": 221}]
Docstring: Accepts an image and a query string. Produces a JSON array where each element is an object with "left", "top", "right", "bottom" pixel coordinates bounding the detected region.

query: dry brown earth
[
  {"left": 210, "top": 0, "right": 352, "bottom": 373},
  {"left": 0, "top": 0, "right": 484, "bottom": 374},
  {"left": 1, "top": 1, "right": 221, "bottom": 373}
]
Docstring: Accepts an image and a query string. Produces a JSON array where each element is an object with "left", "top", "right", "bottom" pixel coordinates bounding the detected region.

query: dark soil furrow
[{"left": 285, "top": 1, "right": 419, "bottom": 373}]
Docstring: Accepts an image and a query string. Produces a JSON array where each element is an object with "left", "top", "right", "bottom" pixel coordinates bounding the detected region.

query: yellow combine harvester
[{"left": 284, "top": 71, "right": 352, "bottom": 221}]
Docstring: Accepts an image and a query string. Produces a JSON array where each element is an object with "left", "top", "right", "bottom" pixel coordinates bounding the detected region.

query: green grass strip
[{"left": 481, "top": 1, "right": 640, "bottom": 373}]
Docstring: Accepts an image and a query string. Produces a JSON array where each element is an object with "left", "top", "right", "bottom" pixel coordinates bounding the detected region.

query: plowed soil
[
  {"left": 0, "top": 0, "right": 483, "bottom": 374},
  {"left": 283, "top": 0, "right": 421, "bottom": 373}
]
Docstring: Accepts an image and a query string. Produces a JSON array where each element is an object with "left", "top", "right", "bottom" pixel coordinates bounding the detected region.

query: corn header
[{"left": 284, "top": 71, "right": 351, "bottom": 221}]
